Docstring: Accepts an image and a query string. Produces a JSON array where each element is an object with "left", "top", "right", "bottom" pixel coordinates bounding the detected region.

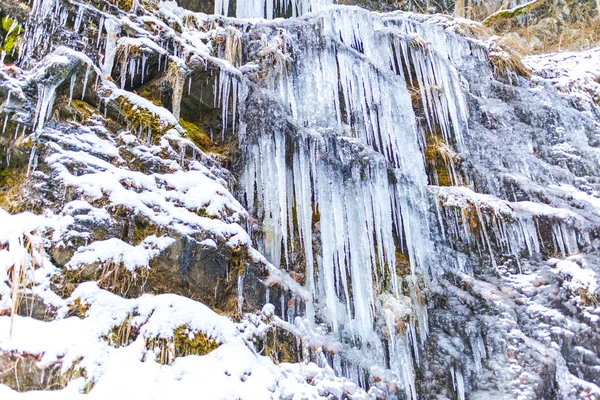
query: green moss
[
  {"left": 173, "top": 326, "right": 219, "bottom": 356},
  {"left": 138, "top": 87, "right": 162, "bottom": 106},
  {"left": 255, "top": 326, "right": 299, "bottom": 364},
  {"left": 130, "top": 214, "right": 161, "bottom": 246},
  {"left": 179, "top": 118, "right": 216, "bottom": 152},
  {"left": 0, "top": 166, "right": 27, "bottom": 213},
  {"left": 424, "top": 135, "right": 455, "bottom": 186},
  {"left": 103, "top": 314, "right": 139, "bottom": 347},
  {"left": 396, "top": 251, "right": 411, "bottom": 277},
  {"left": 108, "top": 0, "right": 133, "bottom": 11},
  {"left": 66, "top": 298, "right": 90, "bottom": 319},
  {"left": 0, "top": 16, "right": 24, "bottom": 59},
  {"left": 482, "top": 0, "right": 545, "bottom": 27},
  {"left": 58, "top": 99, "right": 97, "bottom": 123},
  {"left": 0, "top": 353, "right": 93, "bottom": 392},
  {"left": 113, "top": 95, "right": 174, "bottom": 142},
  {"left": 145, "top": 325, "right": 219, "bottom": 365}
]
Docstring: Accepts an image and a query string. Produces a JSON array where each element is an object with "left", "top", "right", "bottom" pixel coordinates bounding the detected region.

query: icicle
[
  {"left": 81, "top": 64, "right": 91, "bottom": 100},
  {"left": 237, "top": 274, "right": 244, "bottom": 315},
  {"left": 452, "top": 367, "right": 466, "bottom": 400},
  {"left": 216, "top": 0, "right": 331, "bottom": 18},
  {"left": 73, "top": 6, "right": 84, "bottom": 33},
  {"left": 32, "top": 82, "right": 59, "bottom": 135},
  {"left": 26, "top": 142, "right": 37, "bottom": 176},
  {"left": 101, "top": 19, "right": 121, "bottom": 78},
  {"left": 224, "top": 27, "right": 242, "bottom": 67},
  {"left": 141, "top": 54, "right": 147, "bottom": 84},
  {"left": 168, "top": 63, "right": 185, "bottom": 121},
  {"left": 2, "top": 115, "right": 8, "bottom": 134},
  {"left": 96, "top": 16, "right": 105, "bottom": 48},
  {"left": 68, "top": 72, "right": 76, "bottom": 105}
]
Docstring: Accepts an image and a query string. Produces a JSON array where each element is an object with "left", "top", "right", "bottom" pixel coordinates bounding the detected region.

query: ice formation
[
  {"left": 214, "top": 0, "right": 332, "bottom": 19},
  {"left": 0, "top": 0, "right": 599, "bottom": 398}
]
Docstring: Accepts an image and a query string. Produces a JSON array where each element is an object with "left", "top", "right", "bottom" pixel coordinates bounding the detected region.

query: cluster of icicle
[
  {"left": 211, "top": 7, "right": 479, "bottom": 397},
  {"left": 431, "top": 186, "right": 586, "bottom": 272},
  {"left": 214, "top": 0, "right": 332, "bottom": 19}
]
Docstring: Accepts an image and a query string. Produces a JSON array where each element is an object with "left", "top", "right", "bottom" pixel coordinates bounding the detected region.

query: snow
[
  {"left": 0, "top": 282, "right": 367, "bottom": 399},
  {"left": 67, "top": 236, "right": 175, "bottom": 272},
  {"left": 104, "top": 83, "right": 182, "bottom": 131},
  {"left": 525, "top": 47, "right": 600, "bottom": 109},
  {"left": 43, "top": 125, "right": 248, "bottom": 243},
  {"left": 549, "top": 183, "right": 600, "bottom": 216},
  {"left": 3, "top": 0, "right": 600, "bottom": 397},
  {"left": 550, "top": 257, "right": 598, "bottom": 295}
]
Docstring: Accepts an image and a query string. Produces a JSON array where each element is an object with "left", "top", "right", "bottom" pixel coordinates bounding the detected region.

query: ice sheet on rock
[{"left": 549, "top": 184, "right": 600, "bottom": 216}]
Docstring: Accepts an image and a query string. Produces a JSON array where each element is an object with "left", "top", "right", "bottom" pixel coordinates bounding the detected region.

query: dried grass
[
  {"left": 6, "top": 233, "right": 43, "bottom": 337},
  {"left": 488, "top": 36, "right": 531, "bottom": 82}
]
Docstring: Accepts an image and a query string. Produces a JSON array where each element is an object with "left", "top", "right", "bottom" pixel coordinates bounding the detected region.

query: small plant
[
  {"left": 144, "top": 325, "right": 219, "bottom": 365},
  {"left": 66, "top": 298, "right": 90, "bottom": 319},
  {"left": 488, "top": 36, "right": 531, "bottom": 82},
  {"left": 5, "top": 233, "right": 44, "bottom": 337},
  {"left": 409, "top": 34, "right": 429, "bottom": 51},
  {"left": 0, "top": 353, "right": 92, "bottom": 392},
  {"left": 578, "top": 288, "right": 599, "bottom": 307},
  {"left": 103, "top": 314, "right": 139, "bottom": 347}
]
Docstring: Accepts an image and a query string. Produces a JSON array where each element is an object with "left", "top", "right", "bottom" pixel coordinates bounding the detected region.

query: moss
[
  {"left": 311, "top": 203, "right": 321, "bottom": 226},
  {"left": 66, "top": 298, "right": 90, "bottom": 319},
  {"left": 179, "top": 118, "right": 216, "bottom": 152},
  {"left": 0, "top": 166, "right": 27, "bottom": 213},
  {"left": 483, "top": 0, "right": 546, "bottom": 27},
  {"left": 173, "top": 325, "right": 219, "bottom": 356},
  {"left": 255, "top": 326, "right": 299, "bottom": 364},
  {"left": 396, "top": 251, "right": 411, "bottom": 277},
  {"left": 131, "top": 214, "right": 161, "bottom": 246},
  {"left": 424, "top": 136, "right": 455, "bottom": 186},
  {"left": 145, "top": 325, "right": 219, "bottom": 365},
  {"left": 0, "top": 353, "right": 93, "bottom": 392},
  {"left": 108, "top": 0, "right": 133, "bottom": 11},
  {"left": 138, "top": 88, "right": 163, "bottom": 107},
  {"left": 58, "top": 99, "right": 97, "bottom": 123},
  {"left": 113, "top": 95, "right": 174, "bottom": 143},
  {"left": 0, "top": 16, "right": 24, "bottom": 60},
  {"left": 103, "top": 314, "right": 139, "bottom": 347}
]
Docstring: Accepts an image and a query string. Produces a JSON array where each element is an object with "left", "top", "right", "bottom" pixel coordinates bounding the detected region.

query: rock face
[{"left": 0, "top": 0, "right": 599, "bottom": 399}]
